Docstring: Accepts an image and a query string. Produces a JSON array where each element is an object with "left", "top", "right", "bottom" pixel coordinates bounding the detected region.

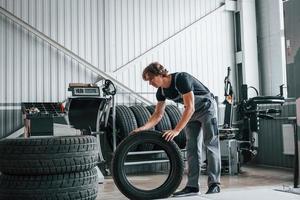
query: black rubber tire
[
  {"left": 146, "top": 105, "right": 172, "bottom": 132},
  {"left": 0, "top": 168, "right": 98, "bottom": 200},
  {"left": 165, "top": 105, "right": 187, "bottom": 149},
  {"left": 0, "top": 135, "right": 99, "bottom": 175},
  {"left": 111, "top": 130, "right": 184, "bottom": 200},
  {"left": 146, "top": 105, "right": 173, "bottom": 150},
  {"left": 107, "top": 105, "right": 138, "bottom": 150},
  {"left": 130, "top": 105, "right": 153, "bottom": 130},
  {"left": 130, "top": 105, "right": 154, "bottom": 151}
]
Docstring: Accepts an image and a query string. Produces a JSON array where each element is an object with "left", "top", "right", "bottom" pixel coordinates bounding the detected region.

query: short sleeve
[
  {"left": 156, "top": 88, "right": 166, "bottom": 101},
  {"left": 176, "top": 72, "right": 193, "bottom": 94}
]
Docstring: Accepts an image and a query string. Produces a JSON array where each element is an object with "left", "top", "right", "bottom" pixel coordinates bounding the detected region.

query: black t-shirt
[{"left": 156, "top": 72, "right": 210, "bottom": 104}]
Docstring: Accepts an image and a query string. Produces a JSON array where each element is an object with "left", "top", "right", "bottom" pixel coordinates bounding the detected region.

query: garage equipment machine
[
  {"left": 218, "top": 67, "right": 240, "bottom": 174},
  {"left": 219, "top": 67, "right": 286, "bottom": 174},
  {"left": 65, "top": 80, "right": 117, "bottom": 174},
  {"left": 22, "top": 102, "right": 65, "bottom": 137},
  {"left": 236, "top": 85, "right": 285, "bottom": 163}
]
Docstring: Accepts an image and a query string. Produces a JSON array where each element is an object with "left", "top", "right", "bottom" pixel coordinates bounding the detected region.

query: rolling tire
[
  {"left": 111, "top": 130, "right": 184, "bottom": 200},
  {"left": 0, "top": 135, "right": 99, "bottom": 175},
  {"left": 0, "top": 168, "right": 98, "bottom": 200},
  {"left": 165, "top": 105, "right": 187, "bottom": 149},
  {"left": 130, "top": 105, "right": 154, "bottom": 151}
]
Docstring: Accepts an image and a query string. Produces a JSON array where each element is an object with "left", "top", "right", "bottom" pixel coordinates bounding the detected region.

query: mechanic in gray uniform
[{"left": 132, "top": 62, "right": 221, "bottom": 196}]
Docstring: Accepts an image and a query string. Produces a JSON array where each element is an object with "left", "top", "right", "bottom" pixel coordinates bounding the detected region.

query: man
[{"left": 132, "top": 62, "right": 221, "bottom": 196}]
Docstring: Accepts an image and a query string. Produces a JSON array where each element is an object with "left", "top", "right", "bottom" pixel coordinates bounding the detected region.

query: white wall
[
  {"left": 0, "top": 0, "right": 104, "bottom": 103},
  {"left": 0, "top": 0, "right": 236, "bottom": 136},
  {"left": 112, "top": 0, "right": 236, "bottom": 103},
  {"left": 0, "top": 0, "right": 235, "bottom": 104}
]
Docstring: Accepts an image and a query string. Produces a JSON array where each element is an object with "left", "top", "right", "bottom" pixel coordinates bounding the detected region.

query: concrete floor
[{"left": 96, "top": 165, "right": 299, "bottom": 200}]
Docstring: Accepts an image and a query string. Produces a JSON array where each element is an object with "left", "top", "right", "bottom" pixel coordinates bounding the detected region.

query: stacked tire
[
  {"left": 0, "top": 135, "right": 99, "bottom": 200},
  {"left": 164, "top": 105, "right": 186, "bottom": 149},
  {"left": 109, "top": 104, "right": 186, "bottom": 150},
  {"left": 107, "top": 105, "right": 138, "bottom": 151}
]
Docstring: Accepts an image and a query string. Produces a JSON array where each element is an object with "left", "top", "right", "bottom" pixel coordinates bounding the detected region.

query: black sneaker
[
  {"left": 205, "top": 183, "right": 220, "bottom": 194},
  {"left": 172, "top": 186, "right": 200, "bottom": 197}
]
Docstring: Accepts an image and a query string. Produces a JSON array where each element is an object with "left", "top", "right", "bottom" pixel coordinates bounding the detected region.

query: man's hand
[
  {"left": 130, "top": 127, "right": 145, "bottom": 135},
  {"left": 162, "top": 129, "right": 180, "bottom": 141}
]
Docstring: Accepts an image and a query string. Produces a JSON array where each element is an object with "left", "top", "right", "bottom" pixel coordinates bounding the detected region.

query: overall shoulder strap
[{"left": 174, "top": 73, "right": 182, "bottom": 95}]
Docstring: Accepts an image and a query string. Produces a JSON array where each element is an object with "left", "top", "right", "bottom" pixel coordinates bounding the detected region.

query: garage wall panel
[
  {"left": 112, "top": 2, "right": 235, "bottom": 103},
  {"left": 0, "top": 0, "right": 235, "bottom": 138},
  {"left": 0, "top": 0, "right": 103, "bottom": 102}
]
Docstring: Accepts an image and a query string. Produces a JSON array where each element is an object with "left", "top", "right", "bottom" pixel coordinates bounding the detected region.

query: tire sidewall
[{"left": 112, "top": 131, "right": 183, "bottom": 199}]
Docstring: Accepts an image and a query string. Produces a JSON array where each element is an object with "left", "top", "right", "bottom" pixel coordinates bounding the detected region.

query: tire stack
[
  {"left": 108, "top": 104, "right": 186, "bottom": 150},
  {"left": 0, "top": 135, "right": 99, "bottom": 200},
  {"left": 164, "top": 105, "right": 186, "bottom": 149}
]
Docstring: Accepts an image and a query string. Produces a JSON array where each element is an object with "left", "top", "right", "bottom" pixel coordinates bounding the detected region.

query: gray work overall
[
  {"left": 162, "top": 75, "right": 221, "bottom": 188},
  {"left": 186, "top": 93, "right": 221, "bottom": 188}
]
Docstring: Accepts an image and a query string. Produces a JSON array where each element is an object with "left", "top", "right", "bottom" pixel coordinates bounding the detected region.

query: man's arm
[
  {"left": 163, "top": 91, "right": 195, "bottom": 141},
  {"left": 131, "top": 101, "right": 166, "bottom": 133}
]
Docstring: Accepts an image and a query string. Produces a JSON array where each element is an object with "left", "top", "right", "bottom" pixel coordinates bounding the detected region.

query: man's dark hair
[{"left": 142, "top": 62, "right": 168, "bottom": 80}]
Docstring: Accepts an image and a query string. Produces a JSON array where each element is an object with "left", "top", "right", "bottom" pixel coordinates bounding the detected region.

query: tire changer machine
[
  {"left": 65, "top": 79, "right": 117, "bottom": 177},
  {"left": 219, "top": 67, "right": 286, "bottom": 175},
  {"left": 237, "top": 85, "right": 300, "bottom": 189}
]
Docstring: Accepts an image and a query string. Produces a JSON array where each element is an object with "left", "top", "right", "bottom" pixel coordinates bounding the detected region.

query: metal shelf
[{"left": 124, "top": 159, "right": 170, "bottom": 166}]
